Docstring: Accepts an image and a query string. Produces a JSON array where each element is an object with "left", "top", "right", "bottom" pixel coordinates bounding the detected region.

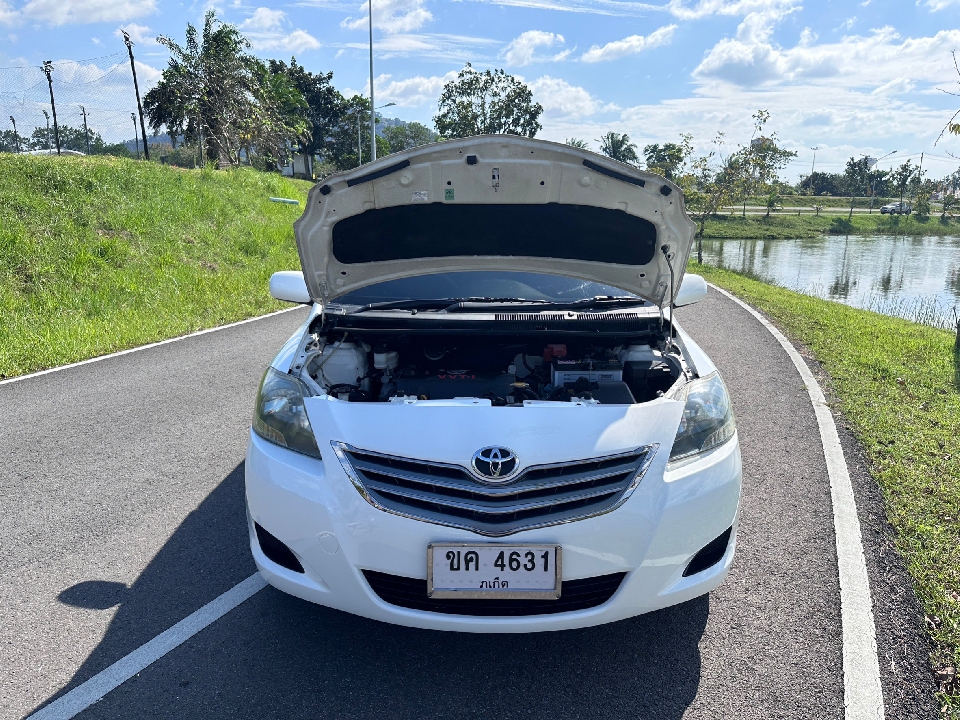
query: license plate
[{"left": 427, "top": 543, "right": 561, "bottom": 599}]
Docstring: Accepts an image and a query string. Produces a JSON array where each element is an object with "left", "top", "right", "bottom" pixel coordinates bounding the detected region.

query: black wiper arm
[
  {"left": 442, "top": 297, "right": 556, "bottom": 312},
  {"left": 349, "top": 298, "right": 460, "bottom": 313}
]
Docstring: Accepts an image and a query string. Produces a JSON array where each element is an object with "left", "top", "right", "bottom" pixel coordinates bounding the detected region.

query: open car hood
[{"left": 294, "top": 136, "right": 696, "bottom": 306}]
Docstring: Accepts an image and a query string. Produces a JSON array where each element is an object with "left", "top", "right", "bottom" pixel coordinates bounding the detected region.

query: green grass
[
  {"left": 700, "top": 212, "right": 960, "bottom": 239},
  {"left": 692, "top": 262, "right": 960, "bottom": 716},
  {"left": 0, "top": 154, "right": 312, "bottom": 378}
]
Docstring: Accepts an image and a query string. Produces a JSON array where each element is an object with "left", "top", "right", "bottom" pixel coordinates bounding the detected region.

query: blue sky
[{"left": 2, "top": 0, "right": 960, "bottom": 180}]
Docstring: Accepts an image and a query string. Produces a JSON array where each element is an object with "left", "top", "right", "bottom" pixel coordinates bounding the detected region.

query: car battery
[{"left": 551, "top": 358, "right": 623, "bottom": 387}]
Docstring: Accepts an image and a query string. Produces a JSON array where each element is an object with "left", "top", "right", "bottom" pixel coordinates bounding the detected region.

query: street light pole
[
  {"left": 43, "top": 110, "right": 50, "bottom": 150},
  {"left": 368, "top": 0, "right": 376, "bottom": 162},
  {"left": 9, "top": 116, "right": 18, "bottom": 153},
  {"left": 808, "top": 146, "right": 818, "bottom": 195},
  {"left": 42, "top": 61, "right": 61, "bottom": 155}
]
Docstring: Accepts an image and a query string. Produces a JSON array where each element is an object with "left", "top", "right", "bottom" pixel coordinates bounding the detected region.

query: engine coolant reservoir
[
  {"left": 314, "top": 342, "right": 368, "bottom": 389},
  {"left": 619, "top": 344, "right": 659, "bottom": 363}
]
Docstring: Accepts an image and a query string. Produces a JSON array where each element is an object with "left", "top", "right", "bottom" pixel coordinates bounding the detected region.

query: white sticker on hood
[{"left": 412, "top": 191, "right": 429, "bottom": 202}]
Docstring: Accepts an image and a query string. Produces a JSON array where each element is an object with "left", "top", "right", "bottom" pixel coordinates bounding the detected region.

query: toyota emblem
[{"left": 471, "top": 446, "right": 519, "bottom": 482}]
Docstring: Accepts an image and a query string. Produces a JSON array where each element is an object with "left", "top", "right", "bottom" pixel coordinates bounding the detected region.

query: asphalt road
[{"left": 1, "top": 291, "right": 937, "bottom": 719}]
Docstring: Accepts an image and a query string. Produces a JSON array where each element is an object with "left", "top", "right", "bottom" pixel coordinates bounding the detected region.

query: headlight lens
[
  {"left": 669, "top": 372, "right": 736, "bottom": 463},
  {"left": 253, "top": 367, "right": 322, "bottom": 458}
]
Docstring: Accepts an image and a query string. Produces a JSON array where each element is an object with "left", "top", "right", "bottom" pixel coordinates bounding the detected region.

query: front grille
[
  {"left": 363, "top": 570, "right": 626, "bottom": 616},
  {"left": 334, "top": 443, "right": 657, "bottom": 536}
]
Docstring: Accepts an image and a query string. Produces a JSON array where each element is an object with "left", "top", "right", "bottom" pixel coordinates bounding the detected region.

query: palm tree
[{"left": 597, "top": 132, "right": 638, "bottom": 165}]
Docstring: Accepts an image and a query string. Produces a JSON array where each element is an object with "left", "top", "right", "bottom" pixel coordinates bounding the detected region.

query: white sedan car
[{"left": 246, "top": 136, "right": 741, "bottom": 632}]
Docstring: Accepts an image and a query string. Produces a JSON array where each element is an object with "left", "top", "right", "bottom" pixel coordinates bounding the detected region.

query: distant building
[{"left": 279, "top": 153, "right": 314, "bottom": 179}]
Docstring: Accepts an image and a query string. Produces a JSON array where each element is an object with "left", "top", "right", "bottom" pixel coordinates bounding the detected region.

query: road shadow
[{"left": 33, "top": 461, "right": 708, "bottom": 719}]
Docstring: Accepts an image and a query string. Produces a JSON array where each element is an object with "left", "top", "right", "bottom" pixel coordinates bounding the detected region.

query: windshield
[{"left": 331, "top": 271, "right": 640, "bottom": 305}]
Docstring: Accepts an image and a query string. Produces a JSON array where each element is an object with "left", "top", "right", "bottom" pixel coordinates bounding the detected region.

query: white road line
[
  {"left": 0, "top": 305, "right": 306, "bottom": 387},
  {"left": 27, "top": 573, "right": 268, "bottom": 720},
  {"left": 707, "top": 283, "right": 885, "bottom": 720}
]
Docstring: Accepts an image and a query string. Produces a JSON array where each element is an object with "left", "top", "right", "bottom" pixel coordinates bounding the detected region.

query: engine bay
[{"left": 293, "top": 330, "right": 687, "bottom": 406}]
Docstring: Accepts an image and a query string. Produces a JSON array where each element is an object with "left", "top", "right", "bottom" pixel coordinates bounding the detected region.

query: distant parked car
[{"left": 880, "top": 202, "right": 912, "bottom": 215}]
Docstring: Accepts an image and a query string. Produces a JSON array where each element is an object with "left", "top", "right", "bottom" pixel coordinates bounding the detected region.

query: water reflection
[{"left": 699, "top": 235, "right": 960, "bottom": 329}]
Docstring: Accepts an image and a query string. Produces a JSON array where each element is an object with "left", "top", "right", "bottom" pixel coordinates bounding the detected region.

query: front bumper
[{"left": 245, "top": 430, "right": 741, "bottom": 632}]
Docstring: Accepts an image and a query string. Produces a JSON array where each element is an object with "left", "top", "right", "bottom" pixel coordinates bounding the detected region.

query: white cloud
[
  {"left": 503, "top": 30, "right": 570, "bottom": 66},
  {"left": 239, "top": 7, "right": 321, "bottom": 52},
  {"left": 337, "top": 32, "right": 500, "bottom": 61},
  {"left": 580, "top": 24, "right": 677, "bottom": 62},
  {"left": 240, "top": 6, "right": 285, "bottom": 30},
  {"left": 923, "top": 0, "right": 960, "bottom": 10},
  {"left": 114, "top": 23, "right": 155, "bottom": 45},
  {"left": 18, "top": 0, "right": 156, "bottom": 25},
  {"left": 835, "top": 16, "right": 856, "bottom": 31},
  {"left": 529, "top": 76, "right": 618, "bottom": 118},
  {"left": 695, "top": 25, "right": 960, "bottom": 90},
  {"left": 0, "top": 0, "right": 17, "bottom": 24},
  {"left": 354, "top": 71, "right": 459, "bottom": 107},
  {"left": 341, "top": 0, "right": 432, "bottom": 34}
]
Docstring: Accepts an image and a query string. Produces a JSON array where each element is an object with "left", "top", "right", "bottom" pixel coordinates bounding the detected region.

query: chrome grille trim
[{"left": 331, "top": 441, "right": 659, "bottom": 537}]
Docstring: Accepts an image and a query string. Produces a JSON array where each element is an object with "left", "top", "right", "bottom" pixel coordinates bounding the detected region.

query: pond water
[{"left": 698, "top": 235, "right": 960, "bottom": 330}]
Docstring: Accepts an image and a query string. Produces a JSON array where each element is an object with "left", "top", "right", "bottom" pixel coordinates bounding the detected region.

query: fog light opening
[
  {"left": 682, "top": 527, "right": 733, "bottom": 578},
  {"left": 255, "top": 522, "right": 305, "bottom": 574}
]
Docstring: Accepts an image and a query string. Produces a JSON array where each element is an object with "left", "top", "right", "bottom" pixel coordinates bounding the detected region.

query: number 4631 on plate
[{"left": 427, "top": 543, "right": 561, "bottom": 599}]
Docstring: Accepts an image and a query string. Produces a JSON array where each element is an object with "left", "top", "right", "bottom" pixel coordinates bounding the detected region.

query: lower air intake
[
  {"left": 363, "top": 570, "right": 626, "bottom": 616},
  {"left": 255, "top": 522, "right": 304, "bottom": 574}
]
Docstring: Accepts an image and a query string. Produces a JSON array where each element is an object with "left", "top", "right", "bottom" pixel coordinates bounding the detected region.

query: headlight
[
  {"left": 253, "top": 367, "right": 322, "bottom": 458},
  {"left": 669, "top": 372, "right": 736, "bottom": 463}
]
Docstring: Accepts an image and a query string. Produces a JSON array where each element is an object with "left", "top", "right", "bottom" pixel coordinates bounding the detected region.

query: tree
[
  {"left": 799, "top": 171, "right": 842, "bottom": 196},
  {"left": 268, "top": 58, "right": 341, "bottom": 159},
  {"left": 597, "top": 132, "right": 639, "bottom": 165},
  {"left": 144, "top": 11, "right": 302, "bottom": 166},
  {"left": 684, "top": 132, "right": 735, "bottom": 260},
  {"left": 434, "top": 63, "right": 543, "bottom": 139},
  {"left": 565, "top": 138, "right": 589, "bottom": 149},
  {"left": 891, "top": 160, "right": 917, "bottom": 207},
  {"left": 643, "top": 135, "right": 693, "bottom": 180},
  {"left": 240, "top": 61, "right": 310, "bottom": 168},
  {"left": 764, "top": 190, "right": 782, "bottom": 217},
  {"left": 382, "top": 121, "right": 436, "bottom": 154},
  {"left": 323, "top": 94, "right": 389, "bottom": 171},
  {"left": 843, "top": 156, "right": 870, "bottom": 219},
  {"left": 727, "top": 111, "right": 796, "bottom": 216},
  {"left": 27, "top": 124, "right": 108, "bottom": 153}
]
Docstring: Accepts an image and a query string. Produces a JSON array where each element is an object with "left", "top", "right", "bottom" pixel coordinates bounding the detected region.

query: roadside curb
[
  {"left": 0, "top": 305, "right": 306, "bottom": 387},
  {"left": 707, "top": 282, "right": 885, "bottom": 720}
]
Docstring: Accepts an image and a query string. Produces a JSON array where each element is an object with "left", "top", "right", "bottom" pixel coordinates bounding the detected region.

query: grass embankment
[
  {"left": 694, "top": 263, "right": 960, "bottom": 714},
  {"left": 700, "top": 212, "right": 960, "bottom": 239},
  {"left": 0, "top": 154, "right": 311, "bottom": 378}
]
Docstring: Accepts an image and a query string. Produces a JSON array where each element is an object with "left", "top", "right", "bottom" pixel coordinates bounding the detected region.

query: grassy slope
[
  {"left": 693, "top": 262, "right": 960, "bottom": 714},
  {"left": 699, "top": 212, "right": 960, "bottom": 239},
  {"left": 0, "top": 154, "right": 311, "bottom": 378}
]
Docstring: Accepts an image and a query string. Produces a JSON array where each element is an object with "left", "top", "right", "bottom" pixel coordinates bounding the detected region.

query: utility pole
[
  {"left": 42, "top": 110, "right": 50, "bottom": 150},
  {"left": 368, "top": 0, "right": 376, "bottom": 162},
  {"left": 9, "top": 116, "right": 18, "bottom": 153},
  {"left": 808, "top": 146, "right": 818, "bottom": 195},
  {"left": 132, "top": 113, "right": 141, "bottom": 160},
  {"left": 122, "top": 30, "right": 151, "bottom": 161},
  {"left": 42, "top": 61, "right": 61, "bottom": 155},
  {"left": 80, "top": 106, "right": 90, "bottom": 154}
]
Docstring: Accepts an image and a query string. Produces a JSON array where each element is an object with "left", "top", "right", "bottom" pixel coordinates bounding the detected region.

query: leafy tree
[
  {"left": 382, "top": 121, "right": 436, "bottom": 153},
  {"left": 799, "top": 171, "right": 842, "bottom": 196},
  {"left": 144, "top": 11, "right": 306, "bottom": 167},
  {"left": 843, "top": 157, "right": 870, "bottom": 218},
  {"left": 597, "top": 132, "right": 639, "bottom": 165},
  {"left": 643, "top": 134, "right": 693, "bottom": 180},
  {"left": 434, "top": 63, "right": 543, "bottom": 139},
  {"left": 268, "top": 58, "right": 341, "bottom": 159},
  {"left": 0, "top": 129, "right": 22, "bottom": 152},
  {"left": 941, "top": 193, "right": 957, "bottom": 218},
  {"left": 891, "top": 160, "right": 917, "bottom": 207},
  {"left": 27, "top": 124, "right": 108, "bottom": 153},
  {"left": 684, "top": 132, "right": 735, "bottom": 259},
  {"left": 324, "top": 95, "right": 389, "bottom": 171},
  {"left": 764, "top": 190, "right": 782, "bottom": 217},
  {"left": 728, "top": 111, "right": 796, "bottom": 216},
  {"left": 241, "top": 61, "right": 310, "bottom": 167},
  {"left": 565, "top": 138, "right": 589, "bottom": 149}
]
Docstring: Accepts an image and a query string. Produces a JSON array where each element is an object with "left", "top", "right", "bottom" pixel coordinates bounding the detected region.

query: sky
[{"left": 2, "top": 0, "right": 960, "bottom": 180}]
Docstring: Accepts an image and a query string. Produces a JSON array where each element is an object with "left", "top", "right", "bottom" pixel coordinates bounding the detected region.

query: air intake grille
[
  {"left": 334, "top": 443, "right": 657, "bottom": 537},
  {"left": 363, "top": 570, "right": 626, "bottom": 616}
]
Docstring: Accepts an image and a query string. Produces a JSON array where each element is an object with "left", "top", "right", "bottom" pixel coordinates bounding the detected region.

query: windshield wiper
[
  {"left": 444, "top": 296, "right": 649, "bottom": 313},
  {"left": 347, "top": 298, "right": 461, "bottom": 313}
]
